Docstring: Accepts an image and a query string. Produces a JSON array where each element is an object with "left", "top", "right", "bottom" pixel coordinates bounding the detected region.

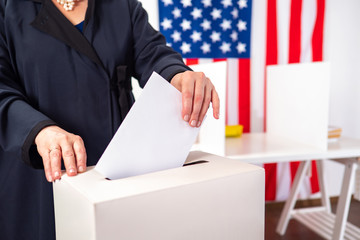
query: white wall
[
  {"left": 322, "top": 0, "right": 360, "bottom": 197},
  {"left": 139, "top": 0, "right": 159, "bottom": 30},
  {"left": 325, "top": 0, "right": 360, "bottom": 138}
]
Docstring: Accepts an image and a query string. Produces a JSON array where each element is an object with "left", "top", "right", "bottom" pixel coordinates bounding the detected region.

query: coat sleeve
[
  {"left": 0, "top": 7, "right": 56, "bottom": 168},
  {"left": 128, "top": 0, "right": 191, "bottom": 87}
]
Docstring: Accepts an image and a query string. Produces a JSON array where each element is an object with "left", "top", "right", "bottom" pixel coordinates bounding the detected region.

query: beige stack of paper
[{"left": 328, "top": 126, "right": 342, "bottom": 139}]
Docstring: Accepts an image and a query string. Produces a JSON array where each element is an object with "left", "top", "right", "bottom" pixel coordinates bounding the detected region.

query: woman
[{"left": 0, "top": 0, "right": 219, "bottom": 239}]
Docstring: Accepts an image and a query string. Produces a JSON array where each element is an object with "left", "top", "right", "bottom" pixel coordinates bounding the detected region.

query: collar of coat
[{"left": 29, "top": 0, "right": 103, "bottom": 67}]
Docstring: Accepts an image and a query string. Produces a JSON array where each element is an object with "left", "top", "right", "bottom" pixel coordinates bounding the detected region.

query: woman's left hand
[{"left": 171, "top": 71, "right": 220, "bottom": 127}]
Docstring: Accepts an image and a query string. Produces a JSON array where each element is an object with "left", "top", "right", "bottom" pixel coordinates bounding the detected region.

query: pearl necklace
[{"left": 56, "top": 0, "right": 80, "bottom": 11}]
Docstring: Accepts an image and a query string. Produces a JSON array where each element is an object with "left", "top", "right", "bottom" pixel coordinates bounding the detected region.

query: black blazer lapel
[{"left": 30, "top": 0, "right": 104, "bottom": 68}]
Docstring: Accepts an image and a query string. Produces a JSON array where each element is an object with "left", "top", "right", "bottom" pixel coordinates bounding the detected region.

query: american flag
[
  {"left": 159, "top": 0, "right": 252, "bottom": 131},
  {"left": 159, "top": 0, "right": 251, "bottom": 59},
  {"left": 156, "top": 0, "right": 325, "bottom": 201}
]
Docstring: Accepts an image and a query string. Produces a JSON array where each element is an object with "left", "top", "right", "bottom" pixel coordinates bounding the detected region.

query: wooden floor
[{"left": 265, "top": 197, "right": 360, "bottom": 240}]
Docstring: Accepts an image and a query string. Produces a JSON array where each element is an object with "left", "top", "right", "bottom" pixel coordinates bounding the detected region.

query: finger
[
  {"left": 181, "top": 75, "right": 195, "bottom": 123},
  {"left": 73, "top": 136, "right": 87, "bottom": 173},
  {"left": 211, "top": 88, "right": 220, "bottom": 119},
  {"left": 61, "top": 143, "right": 77, "bottom": 177},
  {"left": 189, "top": 73, "right": 206, "bottom": 127},
  {"left": 197, "top": 83, "right": 212, "bottom": 127},
  {"left": 40, "top": 149, "right": 53, "bottom": 182},
  {"left": 49, "top": 146, "right": 62, "bottom": 180}
]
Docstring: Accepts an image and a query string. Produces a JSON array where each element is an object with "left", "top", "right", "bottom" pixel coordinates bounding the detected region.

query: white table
[{"left": 225, "top": 133, "right": 360, "bottom": 240}]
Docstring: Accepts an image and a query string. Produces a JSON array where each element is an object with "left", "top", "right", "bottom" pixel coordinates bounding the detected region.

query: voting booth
[
  {"left": 53, "top": 151, "right": 265, "bottom": 240},
  {"left": 266, "top": 62, "right": 330, "bottom": 151}
]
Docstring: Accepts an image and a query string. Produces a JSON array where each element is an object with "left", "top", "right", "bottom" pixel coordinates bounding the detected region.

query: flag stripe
[
  {"left": 276, "top": 161, "right": 292, "bottom": 200},
  {"left": 289, "top": 0, "right": 302, "bottom": 63},
  {"left": 213, "top": 59, "right": 227, "bottom": 62},
  {"left": 264, "top": 0, "right": 278, "bottom": 201},
  {"left": 300, "top": 0, "right": 317, "bottom": 63},
  {"left": 290, "top": 161, "right": 300, "bottom": 183},
  {"left": 249, "top": 0, "right": 266, "bottom": 133},
  {"left": 311, "top": 161, "right": 320, "bottom": 193},
  {"left": 266, "top": 0, "right": 279, "bottom": 66},
  {"left": 225, "top": 58, "right": 239, "bottom": 125},
  {"left": 312, "top": 0, "right": 325, "bottom": 61},
  {"left": 186, "top": 59, "right": 199, "bottom": 65},
  {"left": 277, "top": 0, "right": 291, "bottom": 65},
  {"left": 227, "top": 59, "right": 240, "bottom": 125},
  {"left": 264, "top": 163, "right": 277, "bottom": 201},
  {"left": 265, "top": 0, "right": 278, "bottom": 131},
  {"left": 238, "top": 59, "right": 251, "bottom": 132}
]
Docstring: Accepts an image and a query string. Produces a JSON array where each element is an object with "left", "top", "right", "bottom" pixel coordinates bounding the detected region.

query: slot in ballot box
[{"left": 53, "top": 151, "right": 265, "bottom": 240}]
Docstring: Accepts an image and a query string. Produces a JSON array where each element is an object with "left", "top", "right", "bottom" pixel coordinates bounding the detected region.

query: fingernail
[
  {"left": 197, "top": 121, "right": 201, "bottom": 127},
  {"left": 215, "top": 113, "right": 220, "bottom": 119},
  {"left": 78, "top": 166, "right": 84, "bottom": 172},
  {"left": 184, "top": 115, "right": 190, "bottom": 122},
  {"left": 69, "top": 168, "right": 76, "bottom": 174},
  {"left": 48, "top": 176, "right": 53, "bottom": 182},
  {"left": 54, "top": 171, "right": 59, "bottom": 178},
  {"left": 190, "top": 120, "right": 197, "bottom": 127}
]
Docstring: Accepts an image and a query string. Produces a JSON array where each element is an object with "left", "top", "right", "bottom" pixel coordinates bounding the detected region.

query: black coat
[{"left": 0, "top": 0, "right": 190, "bottom": 239}]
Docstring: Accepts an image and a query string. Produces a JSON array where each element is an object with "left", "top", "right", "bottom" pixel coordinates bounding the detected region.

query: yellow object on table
[
  {"left": 225, "top": 125, "right": 243, "bottom": 138},
  {"left": 328, "top": 126, "right": 342, "bottom": 139}
]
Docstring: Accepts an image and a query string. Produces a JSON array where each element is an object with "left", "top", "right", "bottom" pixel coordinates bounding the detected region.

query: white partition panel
[
  {"left": 191, "top": 61, "right": 227, "bottom": 156},
  {"left": 266, "top": 62, "right": 330, "bottom": 150}
]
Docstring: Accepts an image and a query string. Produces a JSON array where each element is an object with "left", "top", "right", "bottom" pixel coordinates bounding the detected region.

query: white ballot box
[{"left": 53, "top": 152, "right": 265, "bottom": 240}]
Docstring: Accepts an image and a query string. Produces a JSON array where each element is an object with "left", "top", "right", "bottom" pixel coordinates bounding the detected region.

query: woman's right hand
[{"left": 34, "top": 126, "right": 87, "bottom": 182}]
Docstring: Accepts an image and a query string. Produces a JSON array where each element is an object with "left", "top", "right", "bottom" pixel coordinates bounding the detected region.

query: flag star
[
  {"left": 161, "top": 18, "right": 172, "bottom": 30},
  {"left": 211, "top": 8, "right": 222, "bottom": 20},
  {"left": 180, "top": 42, "right": 191, "bottom": 54},
  {"left": 220, "top": 19, "right": 232, "bottom": 31},
  {"left": 201, "top": 42, "right": 211, "bottom": 54},
  {"left": 180, "top": 19, "right": 192, "bottom": 31},
  {"left": 201, "top": 0, "right": 212, "bottom": 7},
  {"left": 237, "top": 20, "right": 247, "bottom": 31},
  {"left": 238, "top": 0, "right": 248, "bottom": 9},
  {"left": 162, "top": 0, "right": 173, "bottom": 6},
  {"left": 181, "top": 0, "right": 192, "bottom": 8},
  {"left": 236, "top": 42, "right": 246, "bottom": 54},
  {"left": 221, "top": 0, "right": 232, "bottom": 8},
  {"left": 172, "top": 7, "right": 182, "bottom": 19},
  {"left": 220, "top": 42, "right": 231, "bottom": 53},
  {"left": 231, "top": 8, "right": 239, "bottom": 19},
  {"left": 171, "top": 30, "right": 182, "bottom": 42},
  {"left": 190, "top": 31, "right": 202, "bottom": 42},
  {"left": 191, "top": 8, "right": 203, "bottom": 20},
  {"left": 230, "top": 30, "right": 238, "bottom": 41},
  {"left": 210, "top": 31, "right": 221, "bottom": 43},
  {"left": 200, "top": 19, "right": 211, "bottom": 31}
]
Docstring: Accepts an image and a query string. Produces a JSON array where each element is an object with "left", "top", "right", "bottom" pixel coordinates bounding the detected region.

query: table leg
[
  {"left": 332, "top": 160, "right": 357, "bottom": 240},
  {"left": 276, "top": 160, "right": 311, "bottom": 235},
  {"left": 317, "top": 160, "right": 331, "bottom": 213}
]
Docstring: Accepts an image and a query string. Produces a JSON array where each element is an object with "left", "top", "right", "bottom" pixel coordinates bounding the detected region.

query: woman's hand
[
  {"left": 171, "top": 71, "right": 220, "bottom": 127},
  {"left": 35, "top": 126, "right": 87, "bottom": 182}
]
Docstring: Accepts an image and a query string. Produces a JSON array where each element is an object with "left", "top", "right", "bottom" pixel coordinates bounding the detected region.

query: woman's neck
[{"left": 51, "top": 0, "right": 88, "bottom": 25}]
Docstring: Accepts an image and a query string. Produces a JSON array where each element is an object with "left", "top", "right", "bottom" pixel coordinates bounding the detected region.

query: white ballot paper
[{"left": 95, "top": 72, "right": 201, "bottom": 180}]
